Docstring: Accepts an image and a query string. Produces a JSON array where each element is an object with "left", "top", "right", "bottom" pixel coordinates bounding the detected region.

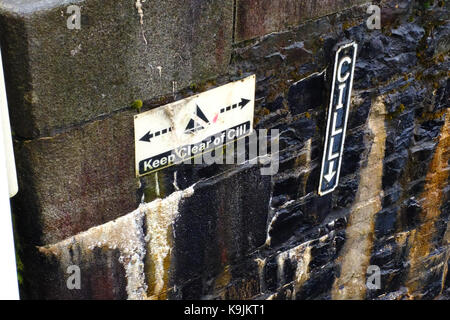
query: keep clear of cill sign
[
  {"left": 134, "top": 75, "right": 256, "bottom": 177},
  {"left": 318, "top": 42, "right": 358, "bottom": 196}
]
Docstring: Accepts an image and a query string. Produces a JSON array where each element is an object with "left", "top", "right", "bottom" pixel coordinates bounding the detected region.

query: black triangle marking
[
  {"left": 184, "top": 119, "right": 204, "bottom": 133},
  {"left": 185, "top": 119, "right": 196, "bottom": 131},
  {"left": 196, "top": 105, "right": 209, "bottom": 124}
]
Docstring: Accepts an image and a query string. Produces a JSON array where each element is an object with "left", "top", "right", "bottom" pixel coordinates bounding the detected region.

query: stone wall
[{"left": 0, "top": 0, "right": 449, "bottom": 299}]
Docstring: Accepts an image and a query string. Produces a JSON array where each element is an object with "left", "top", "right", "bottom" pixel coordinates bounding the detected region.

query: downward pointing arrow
[
  {"left": 239, "top": 98, "right": 251, "bottom": 109},
  {"left": 140, "top": 131, "right": 152, "bottom": 143},
  {"left": 324, "top": 161, "right": 336, "bottom": 183}
]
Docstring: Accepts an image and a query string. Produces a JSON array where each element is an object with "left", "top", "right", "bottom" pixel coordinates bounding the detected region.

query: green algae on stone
[{"left": 131, "top": 99, "right": 143, "bottom": 113}]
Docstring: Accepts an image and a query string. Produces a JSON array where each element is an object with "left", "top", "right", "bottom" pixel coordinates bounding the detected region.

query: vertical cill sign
[
  {"left": 318, "top": 42, "right": 358, "bottom": 196},
  {"left": 134, "top": 75, "right": 255, "bottom": 177}
]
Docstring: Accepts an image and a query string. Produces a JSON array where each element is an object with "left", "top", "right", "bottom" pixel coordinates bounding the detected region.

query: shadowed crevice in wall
[{"left": 170, "top": 164, "right": 271, "bottom": 299}]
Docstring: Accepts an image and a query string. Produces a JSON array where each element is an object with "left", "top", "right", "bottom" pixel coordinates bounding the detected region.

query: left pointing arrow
[{"left": 140, "top": 131, "right": 152, "bottom": 142}]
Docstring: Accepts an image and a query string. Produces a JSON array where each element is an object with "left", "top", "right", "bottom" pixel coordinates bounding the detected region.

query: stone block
[
  {"left": 235, "top": 0, "right": 368, "bottom": 42},
  {"left": 0, "top": 0, "right": 233, "bottom": 137},
  {"left": 171, "top": 165, "right": 271, "bottom": 286},
  {"left": 29, "top": 166, "right": 269, "bottom": 299},
  {"left": 12, "top": 104, "right": 244, "bottom": 246},
  {"left": 13, "top": 110, "right": 138, "bottom": 245}
]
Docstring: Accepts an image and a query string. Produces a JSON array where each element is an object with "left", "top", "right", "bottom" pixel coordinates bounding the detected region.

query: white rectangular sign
[
  {"left": 134, "top": 75, "right": 256, "bottom": 177},
  {"left": 318, "top": 42, "right": 358, "bottom": 196}
]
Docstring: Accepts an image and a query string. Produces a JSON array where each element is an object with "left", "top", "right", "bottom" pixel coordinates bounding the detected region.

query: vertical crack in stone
[
  {"left": 405, "top": 109, "right": 450, "bottom": 298},
  {"left": 143, "top": 186, "right": 195, "bottom": 299},
  {"left": 332, "top": 95, "right": 387, "bottom": 300}
]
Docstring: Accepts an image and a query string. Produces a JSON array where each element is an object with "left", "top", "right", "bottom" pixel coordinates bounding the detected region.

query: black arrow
[
  {"left": 140, "top": 131, "right": 153, "bottom": 142},
  {"left": 140, "top": 127, "right": 172, "bottom": 142},
  {"left": 239, "top": 98, "right": 251, "bottom": 109}
]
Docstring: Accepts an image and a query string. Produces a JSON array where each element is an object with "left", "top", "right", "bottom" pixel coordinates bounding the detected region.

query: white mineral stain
[
  {"left": 134, "top": 0, "right": 147, "bottom": 44},
  {"left": 172, "top": 81, "right": 177, "bottom": 98},
  {"left": 305, "top": 138, "right": 312, "bottom": 164},
  {"left": 332, "top": 95, "right": 387, "bottom": 300},
  {"left": 291, "top": 69, "right": 326, "bottom": 86},
  {"left": 255, "top": 257, "right": 266, "bottom": 293},
  {"left": 39, "top": 207, "right": 148, "bottom": 299},
  {"left": 38, "top": 186, "right": 195, "bottom": 300},
  {"left": 277, "top": 252, "right": 286, "bottom": 285},
  {"left": 70, "top": 44, "right": 81, "bottom": 56},
  {"left": 157, "top": 66, "right": 162, "bottom": 78},
  {"left": 144, "top": 186, "right": 194, "bottom": 299},
  {"left": 275, "top": 240, "right": 314, "bottom": 297},
  {"left": 266, "top": 293, "right": 277, "bottom": 300},
  {"left": 292, "top": 246, "right": 311, "bottom": 299},
  {"left": 173, "top": 171, "right": 180, "bottom": 191},
  {"left": 135, "top": 0, "right": 144, "bottom": 24},
  {"left": 264, "top": 212, "right": 280, "bottom": 247}
]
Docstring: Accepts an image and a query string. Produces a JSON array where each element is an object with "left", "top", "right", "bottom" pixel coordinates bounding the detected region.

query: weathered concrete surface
[
  {"left": 6, "top": 0, "right": 450, "bottom": 300},
  {"left": 31, "top": 166, "right": 270, "bottom": 300},
  {"left": 235, "top": 0, "right": 369, "bottom": 42},
  {"left": 32, "top": 187, "right": 197, "bottom": 300},
  {"left": 0, "top": 0, "right": 233, "bottom": 138},
  {"left": 12, "top": 104, "right": 250, "bottom": 245},
  {"left": 13, "top": 110, "right": 138, "bottom": 245}
]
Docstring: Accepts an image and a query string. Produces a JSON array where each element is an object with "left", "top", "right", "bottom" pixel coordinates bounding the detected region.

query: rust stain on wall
[
  {"left": 440, "top": 223, "right": 450, "bottom": 295},
  {"left": 405, "top": 109, "right": 450, "bottom": 299},
  {"left": 214, "top": 265, "right": 232, "bottom": 293},
  {"left": 332, "top": 96, "right": 387, "bottom": 300},
  {"left": 223, "top": 278, "right": 260, "bottom": 300}
]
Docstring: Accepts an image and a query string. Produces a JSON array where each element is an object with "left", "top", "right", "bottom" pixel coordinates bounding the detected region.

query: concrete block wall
[{"left": 0, "top": 0, "right": 449, "bottom": 299}]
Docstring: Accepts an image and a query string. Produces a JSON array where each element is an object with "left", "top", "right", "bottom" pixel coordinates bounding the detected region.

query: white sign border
[
  {"left": 318, "top": 42, "right": 358, "bottom": 196},
  {"left": 134, "top": 75, "right": 256, "bottom": 178}
]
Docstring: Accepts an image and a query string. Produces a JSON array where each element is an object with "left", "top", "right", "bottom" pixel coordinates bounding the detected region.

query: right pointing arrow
[
  {"left": 324, "top": 161, "right": 336, "bottom": 183},
  {"left": 239, "top": 98, "right": 251, "bottom": 109}
]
